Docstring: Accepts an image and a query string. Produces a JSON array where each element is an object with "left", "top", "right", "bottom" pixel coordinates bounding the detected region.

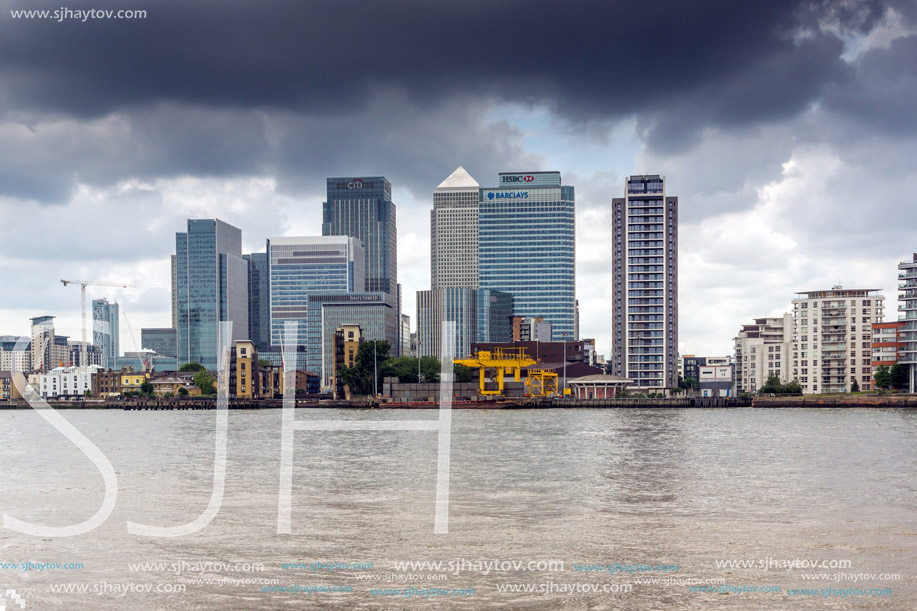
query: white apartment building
[
  {"left": 431, "top": 166, "right": 480, "bottom": 290},
  {"left": 792, "top": 286, "right": 884, "bottom": 394},
  {"left": 39, "top": 365, "right": 103, "bottom": 399},
  {"left": 734, "top": 314, "right": 794, "bottom": 393}
]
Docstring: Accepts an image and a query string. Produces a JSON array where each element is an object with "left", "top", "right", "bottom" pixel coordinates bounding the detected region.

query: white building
[
  {"left": 431, "top": 166, "right": 480, "bottom": 290},
  {"left": 0, "top": 336, "right": 31, "bottom": 372},
  {"left": 39, "top": 365, "right": 103, "bottom": 399},
  {"left": 734, "top": 314, "right": 794, "bottom": 394},
  {"left": 899, "top": 254, "right": 917, "bottom": 392},
  {"left": 792, "top": 286, "right": 884, "bottom": 394}
]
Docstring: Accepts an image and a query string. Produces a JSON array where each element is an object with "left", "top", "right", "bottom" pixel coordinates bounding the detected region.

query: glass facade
[
  {"left": 305, "top": 292, "right": 397, "bottom": 387},
  {"left": 478, "top": 171, "right": 575, "bottom": 340},
  {"left": 91, "top": 298, "right": 120, "bottom": 369},
  {"left": 612, "top": 175, "right": 678, "bottom": 389},
  {"left": 417, "top": 287, "right": 513, "bottom": 359},
  {"left": 243, "top": 252, "right": 270, "bottom": 352},
  {"left": 140, "top": 328, "right": 177, "bottom": 358},
  {"left": 323, "top": 177, "right": 397, "bottom": 296},
  {"left": 174, "top": 219, "right": 248, "bottom": 371},
  {"left": 267, "top": 236, "right": 364, "bottom": 367}
]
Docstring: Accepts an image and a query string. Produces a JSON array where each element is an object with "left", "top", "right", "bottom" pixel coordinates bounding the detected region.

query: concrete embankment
[{"left": 753, "top": 394, "right": 917, "bottom": 408}]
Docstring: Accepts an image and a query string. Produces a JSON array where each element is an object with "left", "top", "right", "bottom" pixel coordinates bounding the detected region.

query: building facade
[
  {"left": 332, "top": 324, "right": 362, "bottom": 399},
  {"left": 417, "top": 288, "right": 513, "bottom": 359},
  {"left": 0, "top": 336, "right": 30, "bottom": 373},
  {"left": 39, "top": 365, "right": 102, "bottom": 398},
  {"left": 734, "top": 315, "right": 794, "bottom": 394},
  {"left": 267, "top": 236, "right": 365, "bottom": 367},
  {"left": 306, "top": 292, "right": 398, "bottom": 388},
  {"left": 899, "top": 254, "right": 917, "bottom": 392},
  {"left": 871, "top": 321, "right": 904, "bottom": 378},
  {"left": 792, "top": 287, "right": 884, "bottom": 394},
  {"left": 243, "top": 252, "right": 270, "bottom": 352},
  {"left": 431, "top": 166, "right": 480, "bottom": 290},
  {"left": 174, "top": 219, "right": 249, "bottom": 371},
  {"left": 91, "top": 298, "right": 120, "bottom": 369},
  {"left": 612, "top": 175, "right": 678, "bottom": 390},
  {"left": 141, "top": 328, "right": 177, "bottom": 359},
  {"left": 479, "top": 171, "right": 575, "bottom": 341}
]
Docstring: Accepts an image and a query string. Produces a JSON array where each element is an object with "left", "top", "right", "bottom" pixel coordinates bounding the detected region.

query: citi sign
[
  {"left": 346, "top": 179, "right": 364, "bottom": 190},
  {"left": 501, "top": 175, "right": 535, "bottom": 184}
]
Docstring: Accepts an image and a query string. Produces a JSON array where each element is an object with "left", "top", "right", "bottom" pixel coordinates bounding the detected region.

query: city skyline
[{"left": 1, "top": 1, "right": 916, "bottom": 359}]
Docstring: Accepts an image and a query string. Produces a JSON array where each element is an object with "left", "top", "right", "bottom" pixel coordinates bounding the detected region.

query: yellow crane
[
  {"left": 455, "top": 347, "right": 549, "bottom": 396},
  {"left": 60, "top": 279, "right": 136, "bottom": 365}
]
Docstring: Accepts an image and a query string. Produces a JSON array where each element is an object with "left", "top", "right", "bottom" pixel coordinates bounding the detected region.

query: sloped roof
[
  {"left": 569, "top": 374, "right": 632, "bottom": 384},
  {"left": 436, "top": 166, "right": 479, "bottom": 189}
]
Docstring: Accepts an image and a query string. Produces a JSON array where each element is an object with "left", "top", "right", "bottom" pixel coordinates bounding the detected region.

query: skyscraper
[
  {"left": 416, "top": 287, "right": 512, "bottom": 359},
  {"left": 91, "top": 298, "right": 120, "bottom": 369},
  {"left": 243, "top": 252, "right": 270, "bottom": 352},
  {"left": 432, "top": 166, "right": 480, "bottom": 290},
  {"left": 323, "top": 177, "right": 397, "bottom": 296},
  {"left": 174, "top": 219, "right": 249, "bottom": 371},
  {"left": 267, "top": 236, "right": 365, "bottom": 369},
  {"left": 612, "top": 175, "right": 678, "bottom": 389},
  {"left": 478, "top": 171, "right": 575, "bottom": 340}
]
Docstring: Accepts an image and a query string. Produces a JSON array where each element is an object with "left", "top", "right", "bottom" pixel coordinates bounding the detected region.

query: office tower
[
  {"left": 68, "top": 341, "right": 102, "bottom": 367},
  {"left": 243, "top": 252, "right": 270, "bottom": 352},
  {"left": 140, "top": 328, "right": 177, "bottom": 358},
  {"left": 174, "top": 219, "right": 249, "bottom": 371},
  {"left": 170, "top": 254, "right": 178, "bottom": 328},
  {"left": 733, "top": 314, "right": 793, "bottom": 393},
  {"left": 479, "top": 171, "right": 575, "bottom": 340},
  {"left": 91, "top": 298, "right": 120, "bottom": 369},
  {"left": 267, "top": 236, "right": 365, "bottom": 369},
  {"left": 323, "top": 177, "right": 397, "bottom": 296},
  {"left": 611, "top": 174, "right": 678, "bottom": 389},
  {"left": 900, "top": 254, "right": 917, "bottom": 392},
  {"left": 400, "top": 314, "right": 411, "bottom": 357},
  {"left": 416, "top": 288, "right": 512, "bottom": 359},
  {"left": 432, "top": 166, "right": 480, "bottom": 290},
  {"left": 307, "top": 292, "right": 397, "bottom": 387},
  {"left": 792, "top": 286, "right": 884, "bottom": 394}
]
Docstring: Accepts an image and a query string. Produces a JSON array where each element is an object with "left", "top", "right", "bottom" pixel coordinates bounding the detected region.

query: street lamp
[
  {"left": 561, "top": 332, "right": 570, "bottom": 396},
  {"left": 417, "top": 339, "right": 422, "bottom": 383},
  {"left": 373, "top": 341, "right": 378, "bottom": 397}
]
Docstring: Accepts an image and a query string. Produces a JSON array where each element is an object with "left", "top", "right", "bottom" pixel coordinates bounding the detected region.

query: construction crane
[{"left": 60, "top": 279, "right": 136, "bottom": 366}]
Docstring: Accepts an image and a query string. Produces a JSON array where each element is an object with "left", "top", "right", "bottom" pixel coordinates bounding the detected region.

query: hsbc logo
[
  {"left": 501, "top": 175, "right": 535, "bottom": 184},
  {"left": 346, "top": 179, "right": 364, "bottom": 190}
]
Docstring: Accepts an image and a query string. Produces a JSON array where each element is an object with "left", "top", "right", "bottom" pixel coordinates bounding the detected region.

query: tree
[
  {"left": 850, "top": 379, "right": 860, "bottom": 393},
  {"left": 670, "top": 386, "right": 684, "bottom": 395},
  {"left": 454, "top": 363, "right": 473, "bottom": 383},
  {"left": 338, "top": 340, "right": 392, "bottom": 396},
  {"left": 258, "top": 358, "right": 272, "bottom": 367},
  {"left": 180, "top": 362, "right": 206, "bottom": 372},
  {"left": 193, "top": 370, "right": 216, "bottom": 395},
  {"left": 140, "top": 380, "right": 155, "bottom": 397},
  {"left": 177, "top": 386, "right": 189, "bottom": 397},
  {"left": 84, "top": 389, "right": 92, "bottom": 397},
  {"left": 418, "top": 355, "right": 440, "bottom": 383},
  {"left": 874, "top": 365, "right": 892, "bottom": 390},
  {"left": 758, "top": 373, "right": 784, "bottom": 394},
  {"left": 890, "top": 363, "right": 909, "bottom": 390}
]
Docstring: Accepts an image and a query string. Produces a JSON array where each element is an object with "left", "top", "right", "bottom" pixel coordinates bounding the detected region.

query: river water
[{"left": 1, "top": 407, "right": 915, "bottom": 609}]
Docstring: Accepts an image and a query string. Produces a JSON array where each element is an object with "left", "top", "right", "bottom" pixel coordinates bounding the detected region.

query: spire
[{"left": 436, "top": 166, "right": 479, "bottom": 189}]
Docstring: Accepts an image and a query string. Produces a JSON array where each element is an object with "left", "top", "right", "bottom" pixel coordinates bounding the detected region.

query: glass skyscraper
[
  {"left": 611, "top": 175, "right": 678, "bottom": 389},
  {"left": 174, "top": 219, "right": 249, "bottom": 371},
  {"left": 91, "top": 298, "right": 120, "bottom": 369},
  {"left": 267, "top": 236, "right": 365, "bottom": 370},
  {"left": 478, "top": 171, "right": 575, "bottom": 340},
  {"left": 416, "top": 287, "right": 513, "bottom": 359},
  {"left": 243, "top": 252, "right": 270, "bottom": 352},
  {"left": 323, "top": 177, "right": 397, "bottom": 296}
]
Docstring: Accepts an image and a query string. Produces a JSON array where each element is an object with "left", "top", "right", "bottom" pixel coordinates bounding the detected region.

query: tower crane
[{"left": 60, "top": 279, "right": 137, "bottom": 366}]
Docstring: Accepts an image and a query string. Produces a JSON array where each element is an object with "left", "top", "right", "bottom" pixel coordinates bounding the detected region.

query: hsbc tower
[{"left": 478, "top": 171, "right": 576, "bottom": 341}]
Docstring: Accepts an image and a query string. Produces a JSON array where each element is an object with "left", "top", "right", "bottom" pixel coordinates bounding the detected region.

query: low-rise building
[
  {"left": 871, "top": 321, "right": 904, "bottom": 373},
  {"left": 332, "top": 324, "right": 362, "bottom": 399},
  {"left": 39, "top": 365, "right": 103, "bottom": 399},
  {"left": 120, "top": 369, "right": 149, "bottom": 395}
]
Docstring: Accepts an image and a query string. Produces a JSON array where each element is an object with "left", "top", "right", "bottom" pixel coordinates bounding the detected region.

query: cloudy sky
[{"left": 1, "top": 0, "right": 915, "bottom": 358}]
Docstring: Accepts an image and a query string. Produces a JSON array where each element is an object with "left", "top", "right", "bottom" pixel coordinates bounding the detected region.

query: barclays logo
[{"left": 487, "top": 192, "right": 495, "bottom": 199}]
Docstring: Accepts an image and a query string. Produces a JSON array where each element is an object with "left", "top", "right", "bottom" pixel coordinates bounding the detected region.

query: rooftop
[{"left": 436, "top": 166, "right": 479, "bottom": 190}]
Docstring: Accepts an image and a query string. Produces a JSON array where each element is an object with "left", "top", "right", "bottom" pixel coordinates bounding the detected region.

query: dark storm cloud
[{"left": 0, "top": 1, "right": 895, "bottom": 127}]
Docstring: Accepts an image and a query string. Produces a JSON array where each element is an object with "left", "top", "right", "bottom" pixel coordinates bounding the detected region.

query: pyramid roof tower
[{"left": 436, "top": 166, "right": 479, "bottom": 190}]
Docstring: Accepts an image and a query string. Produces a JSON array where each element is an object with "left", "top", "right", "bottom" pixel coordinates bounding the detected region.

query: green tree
[
  {"left": 380, "top": 356, "right": 420, "bottom": 383},
  {"left": 758, "top": 373, "right": 784, "bottom": 394},
  {"left": 193, "top": 371, "right": 216, "bottom": 395},
  {"left": 783, "top": 379, "right": 802, "bottom": 395},
  {"left": 670, "top": 386, "right": 684, "bottom": 395},
  {"left": 84, "top": 389, "right": 92, "bottom": 397},
  {"left": 890, "top": 363, "right": 909, "bottom": 390},
  {"left": 177, "top": 386, "right": 189, "bottom": 397},
  {"left": 850, "top": 379, "right": 860, "bottom": 393},
  {"left": 874, "top": 365, "right": 892, "bottom": 390},
  {"left": 339, "top": 340, "right": 392, "bottom": 396},
  {"left": 258, "top": 358, "right": 272, "bottom": 368},
  {"left": 180, "top": 362, "right": 206, "bottom": 372},
  {"left": 454, "top": 363, "right": 474, "bottom": 383},
  {"left": 140, "top": 380, "right": 155, "bottom": 397}
]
